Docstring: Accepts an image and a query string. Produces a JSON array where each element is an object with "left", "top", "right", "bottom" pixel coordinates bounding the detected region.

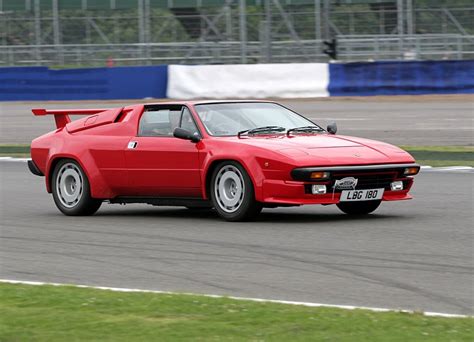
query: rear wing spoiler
[{"left": 32, "top": 108, "right": 113, "bottom": 129}]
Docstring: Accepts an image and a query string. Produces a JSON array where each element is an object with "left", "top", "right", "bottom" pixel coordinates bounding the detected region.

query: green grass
[
  {"left": 400, "top": 146, "right": 474, "bottom": 152},
  {"left": 400, "top": 146, "right": 474, "bottom": 167},
  {"left": 0, "top": 283, "right": 472, "bottom": 342},
  {"left": 0, "top": 144, "right": 473, "bottom": 166},
  {"left": 0, "top": 144, "right": 30, "bottom": 158}
]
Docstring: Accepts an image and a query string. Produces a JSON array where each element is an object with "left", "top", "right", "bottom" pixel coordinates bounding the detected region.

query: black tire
[
  {"left": 210, "top": 161, "right": 262, "bottom": 222},
  {"left": 337, "top": 200, "right": 381, "bottom": 215},
  {"left": 51, "top": 159, "right": 102, "bottom": 216}
]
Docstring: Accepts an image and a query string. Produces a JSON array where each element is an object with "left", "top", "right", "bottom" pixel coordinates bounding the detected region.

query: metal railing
[
  {"left": 336, "top": 34, "right": 474, "bottom": 61},
  {"left": 1, "top": 34, "right": 473, "bottom": 67}
]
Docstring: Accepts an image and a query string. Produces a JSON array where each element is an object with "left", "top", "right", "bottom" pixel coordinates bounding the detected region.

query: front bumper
[
  {"left": 262, "top": 163, "right": 417, "bottom": 205},
  {"left": 261, "top": 180, "right": 412, "bottom": 205}
]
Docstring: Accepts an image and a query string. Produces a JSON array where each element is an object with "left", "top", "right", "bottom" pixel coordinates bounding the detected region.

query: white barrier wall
[{"left": 167, "top": 63, "right": 329, "bottom": 99}]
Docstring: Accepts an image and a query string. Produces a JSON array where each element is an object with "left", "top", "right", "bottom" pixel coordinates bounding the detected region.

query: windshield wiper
[
  {"left": 238, "top": 126, "right": 286, "bottom": 137},
  {"left": 286, "top": 126, "right": 324, "bottom": 136}
]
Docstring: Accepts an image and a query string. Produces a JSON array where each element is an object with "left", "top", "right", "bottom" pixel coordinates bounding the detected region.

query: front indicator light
[
  {"left": 391, "top": 181, "right": 404, "bottom": 191},
  {"left": 310, "top": 171, "right": 330, "bottom": 180},
  {"left": 404, "top": 167, "right": 420, "bottom": 175},
  {"left": 311, "top": 184, "right": 327, "bottom": 195}
]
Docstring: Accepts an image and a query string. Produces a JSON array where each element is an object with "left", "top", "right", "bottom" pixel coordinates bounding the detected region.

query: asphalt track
[
  {"left": 1, "top": 95, "right": 473, "bottom": 145},
  {"left": 1, "top": 161, "right": 473, "bottom": 315}
]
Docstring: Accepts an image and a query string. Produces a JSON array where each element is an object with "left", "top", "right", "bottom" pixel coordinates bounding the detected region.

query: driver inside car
[{"left": 150, "top": 109, "right": 181, "bottom": 136}]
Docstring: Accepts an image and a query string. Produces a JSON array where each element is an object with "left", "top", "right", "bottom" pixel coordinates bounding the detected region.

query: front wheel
[
  {"left": 52, "top": 159, "right": 102, "bottom": 216},
  {"left": 337, "top": 200, "right": 381, "bottom": 215},
  {"left": 210, "top": 161, "right": 262, "bottom": 221}
]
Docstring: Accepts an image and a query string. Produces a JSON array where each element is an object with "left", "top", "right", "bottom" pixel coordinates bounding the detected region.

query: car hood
[{"left": 224, "top": 134, "right": 413, "bottom": 166}]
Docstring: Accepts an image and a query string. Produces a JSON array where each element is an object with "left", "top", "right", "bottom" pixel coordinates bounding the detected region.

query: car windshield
[{"left": 194, "top": 102, "right": 321, "bottom": 136}]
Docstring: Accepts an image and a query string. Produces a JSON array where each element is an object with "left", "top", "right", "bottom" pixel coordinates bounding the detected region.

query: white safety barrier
[{"left": 167, "top": 63, "right": 329, "bottom": 99}]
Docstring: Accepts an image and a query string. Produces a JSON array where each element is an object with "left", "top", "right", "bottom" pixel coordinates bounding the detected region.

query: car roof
[{"left": 145, "top": 99, "right": 276, "bottom": 106}]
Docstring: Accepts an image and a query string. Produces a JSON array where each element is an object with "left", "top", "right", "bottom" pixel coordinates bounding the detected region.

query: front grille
[
  {"left": 304, "top": 171, "right": 400, "bottom": 194},
  {"left": 332, "top": 172, "right": 396, "bottom": 191}
]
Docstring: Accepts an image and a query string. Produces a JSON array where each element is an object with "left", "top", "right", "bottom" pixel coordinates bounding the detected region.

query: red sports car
[{"left": 29, "top": 101, "right": 419, "bottom": 221}]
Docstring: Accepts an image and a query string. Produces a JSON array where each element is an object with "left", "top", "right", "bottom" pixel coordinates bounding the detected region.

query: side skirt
[{"left": 109, "top": 196, "right": 212, "bottom": 208}]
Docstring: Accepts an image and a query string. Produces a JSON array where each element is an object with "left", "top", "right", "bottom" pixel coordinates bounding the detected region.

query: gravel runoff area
[{"left": 0, "top": 94, "right": 473, "bottom": 145}]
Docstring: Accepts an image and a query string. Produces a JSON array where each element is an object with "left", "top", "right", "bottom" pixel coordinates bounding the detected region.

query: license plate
[{"left": 340, "top": 188, "right": 384, "bottom": 202}]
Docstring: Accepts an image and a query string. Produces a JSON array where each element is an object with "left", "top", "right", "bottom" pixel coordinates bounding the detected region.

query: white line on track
[
  {"left": 0, "top": 279, "right": 470, "bottom": 319},
  {"left": 421, "top": 166, "right": 473, "bottom": 172},
  {"left": 0, "top": 157, "right": 30, "bottom": 162}
]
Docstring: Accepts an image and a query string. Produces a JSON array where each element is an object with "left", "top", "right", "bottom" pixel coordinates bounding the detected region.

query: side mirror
[
  {"left": 327, "top": 122, "right": 337, "bottom": 135},
  {"left": 173, "top": 127, "right": 201, "bottom": 143}
]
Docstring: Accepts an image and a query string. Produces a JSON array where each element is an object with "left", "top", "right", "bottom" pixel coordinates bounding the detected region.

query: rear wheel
[
  {"left": 210, "top": 161, "right": 262, "bottom": 221},
  {"left": 52, "top": 159, "right": 102, "bottom": 216},
  {"left": 337, "top": 200, "right": 381, "bottom": 215}
]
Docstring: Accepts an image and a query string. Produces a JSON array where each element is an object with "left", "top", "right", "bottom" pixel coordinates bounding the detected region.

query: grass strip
[
  {"left": 399, "top": 146, "right": 474, "bottom": 152},
  {"left": 400, "top": 146, "right": 474, "bottom": 167},
  {"left": 0, "top": 283, "right": 472, "bottom": 342},
  {"left": 0, "top": 145, "right": 472, "bottom": 167},
  {"left": 0, "top": 144, "right": 30, "bottom": 154},
  {"left": 0, "top": 145, "right": 30, "bottom": 158}
]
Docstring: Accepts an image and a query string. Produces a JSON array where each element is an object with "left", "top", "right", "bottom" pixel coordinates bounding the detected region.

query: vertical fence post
[
  {"left": 138, "top": 0, "right": 144, "bottom": 44},
  {"left": 457, "top": 36, "right": 462, "bottom": 59},
  {"left": 415, "top": 36, "right": 420, "bottom": 59},
  {"left": 145, "top": 0, "right": 151, "bottom": 65},
  {"left": 225, "top": 2, "right": 232, "bottom": 40},
  {"left": 397, "top": 0, "right": 404, "bottom": 59},
  {"left": 239, "top": 0, "right": 247, "bottom": 64},
  {"left": 314, "top": 0, "right": 321, "bottom": 41},
  {"left": 264, "top": 0, "right": 272, "bottom": 63},
  {"left": 314, "top": 0, "right": 322, "bottom": 57},
  {"left": 138, "top": 0, "right": 144, "bottom": 64},
  {"left": 34, "top": 0, "right": 41, "bottom": 63},
  {"left": 138, "top": 0, "right": 151, "bottom": 65},
  {"left": 406, "top": 0, "right": 413, "bottom": 35},
  {"left": 52, "top": 0, "right": 63, "bottom": 65},
  {"left": 323, "top": 0, "right": 330, "bottom": 40}
]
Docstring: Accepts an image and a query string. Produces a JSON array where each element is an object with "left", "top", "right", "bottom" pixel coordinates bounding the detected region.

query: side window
[
  {"left": 139, "top": 109, "right": 181, "bottom": 136},
  {"left": 180, "top": 108, "right": 199, "bottom": 134}
]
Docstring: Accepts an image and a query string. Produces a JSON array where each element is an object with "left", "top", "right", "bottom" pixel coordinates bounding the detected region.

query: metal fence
[
  {"left": 2, "top": 35, "right": 473, "bottom": 67},
  {"left": 0, "top": 0, "right": 473, "bottom": 66}
]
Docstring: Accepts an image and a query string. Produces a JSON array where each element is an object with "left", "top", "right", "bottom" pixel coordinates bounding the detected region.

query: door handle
[{"left": 127, "top": 141, "right": 138, "bottom": 149}]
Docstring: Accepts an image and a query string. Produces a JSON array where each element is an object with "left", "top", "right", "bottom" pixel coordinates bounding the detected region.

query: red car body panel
[{"left": 30, "top": 101, "right": 418, "bottom": 205}]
